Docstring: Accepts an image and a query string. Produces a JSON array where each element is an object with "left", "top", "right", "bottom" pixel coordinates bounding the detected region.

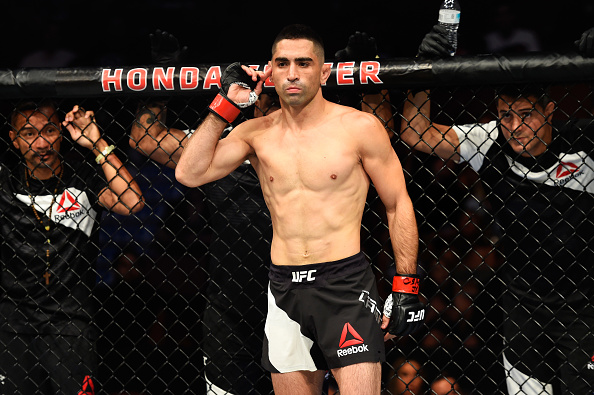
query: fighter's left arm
[{"left": 357, "top": 112, "right": 424, "bottom": 339}]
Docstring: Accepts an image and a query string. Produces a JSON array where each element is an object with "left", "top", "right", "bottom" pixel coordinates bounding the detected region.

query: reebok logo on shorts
[
  {"left": 339, "top": 323, "right": 363, "bottom": 347},
  {"left": 337, "top": 323, "right": 369, "bottom": 357}
]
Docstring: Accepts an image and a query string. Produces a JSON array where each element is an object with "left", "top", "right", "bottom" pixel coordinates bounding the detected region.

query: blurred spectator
[
  {"left": 430, "top": 375, "right": 463, "bottom": 395},
  {"left": 384, "top": 357, "right": 423, "bottom": 394},
  {"left": 483, "top": 4, "right": 541, "bottom": 54}
]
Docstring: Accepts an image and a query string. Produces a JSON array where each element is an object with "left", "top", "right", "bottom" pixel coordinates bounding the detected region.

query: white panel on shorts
[
  {"left": 264, "top": 283, "right": 317, "bottom": 373},
  {"left": 503, "top": 352, "right": 553, "bottom": 395}
]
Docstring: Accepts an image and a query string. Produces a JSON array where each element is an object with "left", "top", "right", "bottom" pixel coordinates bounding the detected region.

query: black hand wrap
[
  {"left": 150, "top": 29, "right": 188, "bottom": 65},
  {"left": 209, "top": 62, "right": 259, "bottom": 124},
  {"left": 417, "top": 24, "right": 454, "bottom": 60},
  {"left": 575, "top": 27, "right": 594, "bottom": 58},
  {"left": 385, "top": 274, "right": 425, "bottom": 336}
]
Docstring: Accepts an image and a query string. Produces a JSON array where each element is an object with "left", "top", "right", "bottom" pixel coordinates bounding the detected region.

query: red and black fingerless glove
[
  {"left": 209, "top": 62, "right": 259, "bottom": 124},
  {"left": 384, "top": 274, "right": 425, "bottom": 336}
]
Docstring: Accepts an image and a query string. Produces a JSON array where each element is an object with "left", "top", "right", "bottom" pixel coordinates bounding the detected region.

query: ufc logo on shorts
[
  {"left": 407, "top": 309, "right": 425, "bottom": 323},
  {"left": 358, "top": 290, "right": 382, "bottom": 324},
  {"left": 292, "top": 269, "right": 317, "bottom": 283}
]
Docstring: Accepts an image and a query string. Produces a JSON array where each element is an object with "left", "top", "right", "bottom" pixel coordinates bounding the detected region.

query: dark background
[{"left": 2, "top": 0, "right": 593, "bottom": 68}]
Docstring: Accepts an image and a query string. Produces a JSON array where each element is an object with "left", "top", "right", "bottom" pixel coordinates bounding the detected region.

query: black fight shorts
[{"left": 262, "top": 252, "right": 386, "bottom": 373}]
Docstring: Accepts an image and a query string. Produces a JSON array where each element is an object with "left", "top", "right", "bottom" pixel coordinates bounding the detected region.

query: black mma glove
[
  {"left": 383, "top": 274, "right": 425, "bottom": 336},
  {"left": 150, "top": 29, "right": 188, "bottom": 65},
  {"left": 417, "top": 24, "right": 454, "bottom": 60},
  {"left": 575, "top": 27, "right": 594, "bottom": 58},
  {"left": 208, "top": 62, "right": 259, "bottom": 124},
  {"left": 335, "top": 31, "right": 378, "bottom": 62}
]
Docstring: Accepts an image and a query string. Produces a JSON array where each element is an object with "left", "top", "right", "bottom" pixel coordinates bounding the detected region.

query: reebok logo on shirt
[
  {"left": 337, "top": 323, "right": 369, "bottom": 357},
  {"left": 16, "top": 187, "right": 97, "bottom": 236},
  {"left": 505, "top": 153, "right": 594, "bottom": 193},
  {"left": 54, "top": 190, "right": 85, "bottom": 222},
  {"left": 554, "top": 160, "right": 584, "bottom": 187},
  {"left": 556, "top": 161, "right": 579, "bottom": 178},
  {"left": 56, "top": 190, "right": 81, "bottom": 212}
]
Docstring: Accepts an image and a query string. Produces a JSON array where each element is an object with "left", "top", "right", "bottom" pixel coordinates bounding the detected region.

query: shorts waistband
[{"left": 269, "top": 252, "right": 369, "bottom": 283}]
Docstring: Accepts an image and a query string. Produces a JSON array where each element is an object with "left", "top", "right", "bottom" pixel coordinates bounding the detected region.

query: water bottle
[{"left": 438, "top": 0, "right": 461, "bottom": 56}]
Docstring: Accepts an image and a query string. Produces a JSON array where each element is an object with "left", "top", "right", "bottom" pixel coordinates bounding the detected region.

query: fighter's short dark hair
[{"left": 271, "top": 24, "right": 325, "bottom": 60}]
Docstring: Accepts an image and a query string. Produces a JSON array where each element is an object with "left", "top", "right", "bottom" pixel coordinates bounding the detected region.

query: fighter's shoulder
[
  {"left": 233, "top": 110, "right": 280, "bottom": 135},
  {"left": 335, "top": 103, "right": 381, "bottom": 126},
  {"left": 332, "top": 104, "right": 386, "bottom": 141},
  {"left": 229, "top": 111, "right": 280, "bottom": 143}
]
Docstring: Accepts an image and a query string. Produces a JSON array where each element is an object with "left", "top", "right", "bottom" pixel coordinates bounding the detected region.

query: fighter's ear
[
  {"left": 321, "top": 62, "right": 331, "bottom": 85},
  {"left": 268, "top": 61, "right": 273, "bottom": 83}
]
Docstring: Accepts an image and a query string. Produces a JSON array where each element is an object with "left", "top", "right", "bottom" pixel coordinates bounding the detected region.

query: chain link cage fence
[{"left": 0, "top": 55, "right": 593, "bottom": 394}]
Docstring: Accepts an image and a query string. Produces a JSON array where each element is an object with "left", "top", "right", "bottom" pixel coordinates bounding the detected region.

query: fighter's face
[
  {"left": 10, "top": 106, "right": 63, "bottom": 172},
  {"left": 270, "top": 39, "right": 330, "bottom": 107},
  {"left": 497, "top": 95, "right": 554, "bottom": 157}
]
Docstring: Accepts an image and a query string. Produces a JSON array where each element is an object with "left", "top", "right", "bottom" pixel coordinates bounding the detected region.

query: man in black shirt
[
  {"left": 0, "top": 101, "right": 144, "bottom": 394},
  {"left": 401, "top": 25, "right": 594, "bottom": 394}
]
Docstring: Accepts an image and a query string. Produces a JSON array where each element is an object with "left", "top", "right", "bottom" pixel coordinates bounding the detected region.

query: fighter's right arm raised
[
  {"left": 175, "top": 63, "right": 267, "bottom": 187},
  {"left": 175, "top": 113, "right": 252, "bottom": 187}
]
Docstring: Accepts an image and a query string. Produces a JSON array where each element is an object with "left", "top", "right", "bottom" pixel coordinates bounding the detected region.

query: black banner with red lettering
[{"left": 0, "top": 53, "right": 593, "bottom": 98}]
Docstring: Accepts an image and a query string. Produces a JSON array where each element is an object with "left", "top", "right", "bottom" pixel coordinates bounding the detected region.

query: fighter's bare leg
[
  {"left": 332, "top": 362, "right": 381, "bottom": 395},
  {"left": 271, "top": 370, "right": 325, "bottom": 395}
]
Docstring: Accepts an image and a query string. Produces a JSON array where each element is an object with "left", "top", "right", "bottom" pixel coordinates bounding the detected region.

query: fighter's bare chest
[{"left": 253, "top": 136, "right": 361, "bottom": 190}]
